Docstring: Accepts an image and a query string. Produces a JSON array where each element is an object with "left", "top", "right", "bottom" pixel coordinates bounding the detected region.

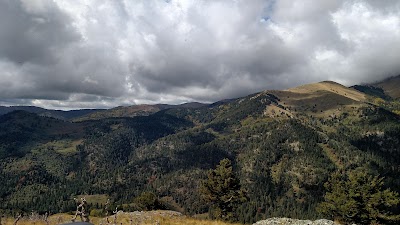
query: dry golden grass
[
  {"left": 287, "top": 81, "right": 366, "bottom": 102},
  {"left": 267, "top": 81, "right": 367, "bottom": 119},
  {"left": 76, "top": 194, "right": 109, "bottom": 205},
  {"left": 263, "top": 104, "right": 293, "bottom": 119},
  {"left": 1, "top": 211, "right": 243, "bottom": 225}
]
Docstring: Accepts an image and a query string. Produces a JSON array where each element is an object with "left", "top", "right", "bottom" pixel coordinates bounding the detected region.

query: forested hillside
[{"left": 0, "top": 80, "right": 399, "bottom": 224}]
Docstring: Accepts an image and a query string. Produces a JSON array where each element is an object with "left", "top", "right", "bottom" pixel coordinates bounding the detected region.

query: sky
[{"left": 1, "top": 0, "right": 400, "bottom": 110}]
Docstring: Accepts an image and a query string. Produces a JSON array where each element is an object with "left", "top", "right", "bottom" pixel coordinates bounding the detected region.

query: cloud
[
  {"left": 330, "top": 1, "right": 400, "bottom": 83},
  {"left": 0, "top": 0, "right": 78, "bottom": 64},
  {"left": 0, "top": 0, "right": 400, "bottom": 109}
]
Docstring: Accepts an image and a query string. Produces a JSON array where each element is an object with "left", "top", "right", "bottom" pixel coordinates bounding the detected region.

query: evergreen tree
[
  {"left": 318, "top": 169, "right": 400, "bottom": 225},
  {"left": 201, "top": 158, "right": 247, "bottom": 221},
  {"left": 133, "top": 192, "right": 158, "bottom": 210}
]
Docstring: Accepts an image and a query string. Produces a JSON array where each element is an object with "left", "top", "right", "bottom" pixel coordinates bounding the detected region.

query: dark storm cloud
[
  {"left": 0, "top": 0, "right": 400, "bottom": 109},
  {"left": 0, "top": 0, "right": 78, "bottom": 64},
  {"left": 0, "top": 0, "right": 128, "bottom": 107}
]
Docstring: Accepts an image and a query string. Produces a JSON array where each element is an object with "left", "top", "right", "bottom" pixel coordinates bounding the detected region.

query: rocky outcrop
[{"left": 253, "top": 217, "right": 341, "bottom": 225}]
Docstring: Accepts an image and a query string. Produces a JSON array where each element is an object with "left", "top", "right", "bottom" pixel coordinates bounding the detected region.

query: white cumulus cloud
[{"left": 0, "top": 0, "right": 399, "bottom": 109}]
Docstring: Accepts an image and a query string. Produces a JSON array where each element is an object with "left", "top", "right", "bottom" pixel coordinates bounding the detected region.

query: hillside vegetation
[
  {"left": 73, "top": 103, "right": 206, "bottom": 122},
  {"left": 0, "top": 79, "right": 399, "bottom": 224}
]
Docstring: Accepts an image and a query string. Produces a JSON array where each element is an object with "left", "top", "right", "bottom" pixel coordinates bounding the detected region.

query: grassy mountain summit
[
  {"left": 287, "top": 81, "right": 366, "bottom": 102},
  {"left": 0, "top": 79, "right": 399, "bottom": 224}
]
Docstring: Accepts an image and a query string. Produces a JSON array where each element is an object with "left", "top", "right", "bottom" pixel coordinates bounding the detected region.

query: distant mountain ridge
[
  {"left": 2, "top": 75, "right": 398, "bottom": 121},
  {"left": 372, "top": 75, "right": 400, "bottom": 99},
  {"left": 352, "top": 74, "right": 400, "bottom": 100},
  {"left": 0, "top": 106, "right": 104, "bottom": 120},
  {"left": 72, "top": 102, "right": 208, "bottom": 121},
  {"left": 0, "top": 77, "right": 399, "bottom": 223},
  {"left": 0, "top": 102, "right": 207, "bottom": 122}
]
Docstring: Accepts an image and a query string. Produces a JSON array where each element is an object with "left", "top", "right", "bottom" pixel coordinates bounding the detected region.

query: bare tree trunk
[
  {"left": 43, "top": 212, "right": 49, "bottom": 225},
  {"left": 112, "top": 207, "right": 118, "bottom": 225},
  {"left": 103, "top": 198, "right": 110, "bottom": 224},
  {"left": 13, "top": 214, "right": 22, "bottom": 225},
  {"left": 72, "top": 197, "right": 90, "bottom": 222}
]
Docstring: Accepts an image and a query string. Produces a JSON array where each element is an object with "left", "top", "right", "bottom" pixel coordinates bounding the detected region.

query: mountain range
[{"left": 0, "top": 76, "right": 399, "bottom": 223}]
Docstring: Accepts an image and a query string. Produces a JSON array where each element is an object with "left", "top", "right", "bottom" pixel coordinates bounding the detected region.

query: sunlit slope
[
  {"left": 255, "top": 81, "right": 369, "bottom": 118},
  {"left": 287, "top": 81, "right": 366, "bottom": 102}
]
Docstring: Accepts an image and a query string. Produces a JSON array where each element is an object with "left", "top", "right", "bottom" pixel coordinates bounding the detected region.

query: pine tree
[
  {"left": 318, "top": 169, "right": 400, "bottom": 224},
  {"left": 201, "top": 158, "right": 247, "bottom": 221}
]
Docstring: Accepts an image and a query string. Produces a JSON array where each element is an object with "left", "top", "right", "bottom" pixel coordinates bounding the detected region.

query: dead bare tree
[
  {"left": 104, "top": 199, "right": 110, "bottom": 215},
  {"left": 43, "top": 212, "right": 49, "bottom": 225},
  {"left": 72, "top": 197, "right": 90, "bottom": 222},
  {"left": 112, "top": 206, "right": 118, "bottom": 225},
  {"left": 104, "top": 199, "right": 111, "bottom": 224},
  {"left": 13, "top": 214, "right": 21, "bottom": 225},
  {"left": 29, "top": 211, "right": 40, "bottom": 225}
]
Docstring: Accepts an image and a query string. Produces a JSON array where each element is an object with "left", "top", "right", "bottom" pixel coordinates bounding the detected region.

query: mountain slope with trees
[{"left": 0, "top": 80, "right": 399, "bottom": 224}]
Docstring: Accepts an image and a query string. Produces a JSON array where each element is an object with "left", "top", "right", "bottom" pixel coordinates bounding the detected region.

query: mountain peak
[{"left": 286, "top": 80, "right": 366, "bottom": 102}]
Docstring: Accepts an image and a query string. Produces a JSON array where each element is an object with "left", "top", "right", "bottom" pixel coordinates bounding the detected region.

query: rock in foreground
[{"left": 253, "top": 217, "right": 340, "bottom": 225}]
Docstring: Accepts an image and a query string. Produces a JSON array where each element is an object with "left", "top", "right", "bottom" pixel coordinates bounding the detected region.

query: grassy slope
[
  {"left": 287, "top": 81, "right": 366, "bottom": 101},
  {"left": 1, "top": 211, "right": 242, "bottom": 225}
]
